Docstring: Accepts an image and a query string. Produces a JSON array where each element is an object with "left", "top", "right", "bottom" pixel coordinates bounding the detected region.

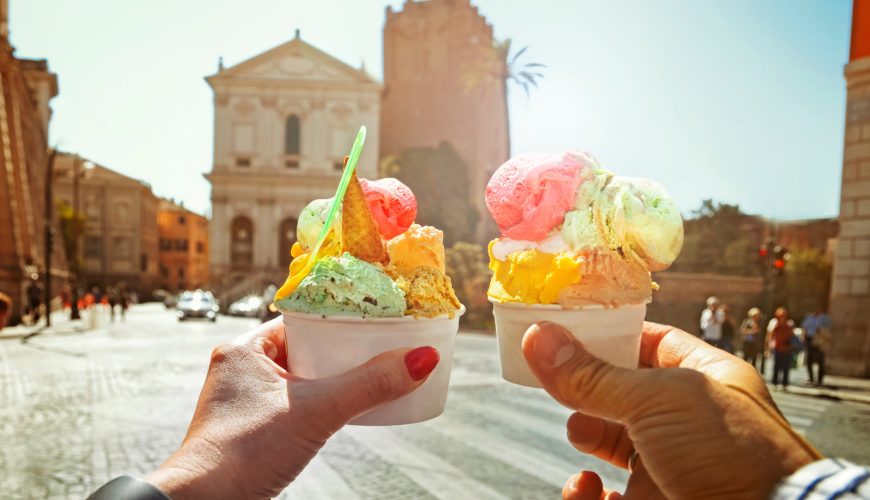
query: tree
[
  {"left": 56, "top": 201, "right": 86, "bottom": 281},
  {"left": 773, "top": 248, "right": 832, "bottom": 321},
  {"left": 382, "top": 142, "right": 479, "bottom": 245},
  {"left": 461, "top": 38, "right": 545, "bottom": 156},
  {"left": 445, "top": 242, "right": 492, "bottom": 328},
  {"left": 670, "top": 199, "right": 762, "bottom": 276}
]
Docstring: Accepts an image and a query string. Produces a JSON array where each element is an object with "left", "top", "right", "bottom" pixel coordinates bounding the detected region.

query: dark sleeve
[{"left": 87, "top": 475, "right": 171, "bottom": 500}]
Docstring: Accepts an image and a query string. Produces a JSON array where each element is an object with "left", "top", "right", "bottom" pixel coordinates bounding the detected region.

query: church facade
[{"left": 205, "top": 31, "right": 380, "bottom": 293}]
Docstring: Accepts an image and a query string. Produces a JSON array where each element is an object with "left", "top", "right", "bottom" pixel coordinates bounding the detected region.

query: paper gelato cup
[
  {"left": 489, "top": 299, "right": 647, "bottom": 388},
  {"left": 282, "top": 307, "right": 464, "bottom": 425}
]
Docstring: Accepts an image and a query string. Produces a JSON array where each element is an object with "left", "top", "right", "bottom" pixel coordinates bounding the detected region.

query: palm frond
[{"left": 509, "top": 45, "right": 528, "bottom": 65}]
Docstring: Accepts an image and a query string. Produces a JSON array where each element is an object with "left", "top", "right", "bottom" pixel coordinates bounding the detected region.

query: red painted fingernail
[{"left": 404, "top": 346, "right": 440, "bottom": 381}]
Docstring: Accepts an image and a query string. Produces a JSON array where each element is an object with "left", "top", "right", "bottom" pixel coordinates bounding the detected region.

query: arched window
[
  {"left": 278, "top": 217, "right": 297, "bottom": 270},
  {"left": 285, "top": 115, "right": 300, "bottom": 155},
  {"left": 230, "top": 216, "right": 254, "bottom": 271}
]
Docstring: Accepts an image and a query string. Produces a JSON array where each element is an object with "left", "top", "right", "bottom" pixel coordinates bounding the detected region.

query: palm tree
[{"left": 461, "top": 38, "right": 545, "bottom": 157}]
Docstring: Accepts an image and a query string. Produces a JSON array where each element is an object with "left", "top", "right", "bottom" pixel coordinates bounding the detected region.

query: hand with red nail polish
[
  {"left": 138, "top": 318, "right": 439, "bottom": 499},
  {"left": 523, "top": 321, "right": 818, "bottom": 500}
]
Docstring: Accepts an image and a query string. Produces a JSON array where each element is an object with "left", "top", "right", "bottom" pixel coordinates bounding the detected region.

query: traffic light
[{"left": 772, "top": 245, "right": 788, "bottom": 275}]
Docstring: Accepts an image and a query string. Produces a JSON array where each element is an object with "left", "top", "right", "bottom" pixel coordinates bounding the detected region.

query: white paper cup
[
  {"left": 490, "top": 300, "right": 647, "bottom": 388},
  {"left": 282, "top": 307, "right": 464, "bottom": 426}
]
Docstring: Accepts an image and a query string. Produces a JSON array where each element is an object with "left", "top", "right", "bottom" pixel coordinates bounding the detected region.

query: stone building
[
  {"left": 157, "top": 199, "right": 209, "bottom": 292},
  {"left": 205, "top": 30, "right": 380, "bottom": 299},
  {"left": 831, "top": 0, "right": 870, "bottom": 377},
  {"left": 380, "top": 0, "right": 509, "bottom": 241},
  {"left": 0, "top": 5, "right": 66, "bottom": 324},
  {"left": 53, "top": 154, "right": 160, "bottom": 297}
]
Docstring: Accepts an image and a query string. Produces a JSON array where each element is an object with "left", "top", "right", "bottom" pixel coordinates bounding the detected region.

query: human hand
[
  {"left": 522, "top": 321, "right": 820, "bottom": 499},
  {"left": 144, "top": 318, "right": 439, "bottom": 499}
]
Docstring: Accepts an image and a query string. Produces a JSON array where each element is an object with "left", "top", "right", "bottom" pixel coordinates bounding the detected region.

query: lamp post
[
  {"left": 69, "top": 156, "right": 94, "bottom": 320},
  {"left": 43, "top": 149, "right": 57, "bottom": 327}
]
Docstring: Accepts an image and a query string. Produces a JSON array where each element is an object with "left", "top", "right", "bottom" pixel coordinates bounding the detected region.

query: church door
[{"left": 230, "top": 216, "right": 254, "bottom": 271}]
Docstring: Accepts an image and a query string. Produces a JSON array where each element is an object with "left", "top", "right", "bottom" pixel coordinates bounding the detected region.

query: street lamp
[
  {"left": 69, "top": 156, "right": 95, "bottom": 320},
  {"left": 43, "top": 149, "right": 57, "bottom": 327}
]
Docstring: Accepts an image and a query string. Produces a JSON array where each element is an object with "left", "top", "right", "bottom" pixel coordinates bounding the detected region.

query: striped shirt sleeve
[{"left": 772, "top": 459, "right": 870, "bottom": 499}]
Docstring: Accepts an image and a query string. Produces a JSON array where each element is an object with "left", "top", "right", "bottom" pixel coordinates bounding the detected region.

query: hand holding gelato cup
[
  {"left": 485, "top": 152, "right": 683, "bottom": 387},
  {"left": 274, "top": 134, "right": 463, "bottom": 424}
]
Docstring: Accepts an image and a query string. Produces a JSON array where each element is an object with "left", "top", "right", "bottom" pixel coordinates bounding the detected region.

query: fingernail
[
  {"left": 532, "top": 322, "right": 576, "bottom": 367},
  {"left": 405, "top": 346, "right": 440, "bottom": 381}
]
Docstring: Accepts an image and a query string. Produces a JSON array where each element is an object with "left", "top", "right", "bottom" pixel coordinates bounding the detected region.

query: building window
[
  {"left": 196, "top": 241, "right": 205, "bottom": 254},
  {"left": 333, "top": 159, "right": 344, "bottom": 171},
  {"left": 159, "top": 238, "right": 172, "bottom": 251},
  {"left": 114, "top": 202, "right": 130, "bottom": 223},
  {"left": 236, "top": 157, "right": 251, "bottom": 167},
  {"left": 178, "top": 268, "right": 185, "bottom": 279},
  {"left": 85, "top": 235, "right": 102, "bottom": 258},
  {"left": 230, "top": 216, "right": 254, "bottom": 271},
  {"left": 285, "top": 115, "right": 300, "bottom": 155},
  {"left": 141, "top": 254, "right": 148, "bottom": 272},
  {"left": 113, "top": 236, "right": 132, "bottom": 259},
  {"left": 278, "top": 218, "right": 297, "bottom": 270},
  {"left": 174, "top": 239, "right": 188, "bottom": 251},
  {"left": 178, "top": 215, "right": 186, "bottom": 225}
]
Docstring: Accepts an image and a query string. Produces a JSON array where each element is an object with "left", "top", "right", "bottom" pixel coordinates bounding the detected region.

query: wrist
[{"left": 144, "top": 440, "right": 237, "bottom": 499}]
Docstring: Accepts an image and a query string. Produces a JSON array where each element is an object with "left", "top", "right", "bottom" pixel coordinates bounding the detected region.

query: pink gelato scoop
[
  {"left": 359, "top": 177, "right": 418, "bottom": 239},
  {"left": 486, "top": 152, "right": 590, "bottom": 241}
]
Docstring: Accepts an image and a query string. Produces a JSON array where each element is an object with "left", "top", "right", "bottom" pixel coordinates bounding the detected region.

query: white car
[
  {"left": 176, "top": 290, "right": 219, "bottom": 322},
  {"left": 227, "top": 295, "right": 265, "bottom": 318}
]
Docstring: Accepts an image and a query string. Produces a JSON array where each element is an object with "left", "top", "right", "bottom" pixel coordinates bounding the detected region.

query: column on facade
[{"left": 830, "top": 49, "right": 870, "bottom": 377}]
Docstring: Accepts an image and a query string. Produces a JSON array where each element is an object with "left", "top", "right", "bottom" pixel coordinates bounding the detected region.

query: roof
[{"left": 205, "top": 32, "right": 379, "bottom": 88}]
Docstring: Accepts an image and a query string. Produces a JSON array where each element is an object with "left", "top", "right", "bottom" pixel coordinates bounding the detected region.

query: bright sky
[{"left": 12, "top": 0, "right": 851, "bottom": 220}]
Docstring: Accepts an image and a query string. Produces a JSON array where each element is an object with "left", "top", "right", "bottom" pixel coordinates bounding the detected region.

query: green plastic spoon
[{"left": 276, "top": 125, "right": 366, "bottom": 297}]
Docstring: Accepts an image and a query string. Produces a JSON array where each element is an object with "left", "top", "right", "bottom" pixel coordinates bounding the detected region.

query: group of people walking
[{"left": 700, "top": 296, "right": 831, "bottom": 389}]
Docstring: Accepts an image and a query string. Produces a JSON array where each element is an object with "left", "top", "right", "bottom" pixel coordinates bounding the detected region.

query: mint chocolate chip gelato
[{"left": 276, "top": 252, "right": 406, "bottom": 317}]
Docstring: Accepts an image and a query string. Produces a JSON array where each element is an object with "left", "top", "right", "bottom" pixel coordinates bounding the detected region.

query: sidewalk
[
  {"left": 775, "top": 368, "right": 870, "bottom": 405},
  {"left": 0, "top": 308, "right": 103, "bottom": 340}
]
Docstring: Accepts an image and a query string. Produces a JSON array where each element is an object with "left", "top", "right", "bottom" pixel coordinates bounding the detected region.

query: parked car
[
  {"left": 228, "top": 295, "right": 265, "bottom": 318},
  {"left": 176, "top": 290, "right": 218, "bottom": 322}
]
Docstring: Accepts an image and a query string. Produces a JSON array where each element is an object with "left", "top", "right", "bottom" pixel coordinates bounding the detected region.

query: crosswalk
[{"left": 772, "top": 389, "right": 833, "bottom": 436}]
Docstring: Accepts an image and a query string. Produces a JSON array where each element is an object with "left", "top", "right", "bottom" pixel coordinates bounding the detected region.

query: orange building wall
[
  {"left": 157, "top": 205, "right": 209, "bottom": 292},
  {"left": 851, "top": 0, "right": 870, "bottom": 61}
]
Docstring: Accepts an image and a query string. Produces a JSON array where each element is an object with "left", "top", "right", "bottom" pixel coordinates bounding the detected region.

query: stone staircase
[{"left": 213, "top": 269, "right": 278, "bottom": 311}]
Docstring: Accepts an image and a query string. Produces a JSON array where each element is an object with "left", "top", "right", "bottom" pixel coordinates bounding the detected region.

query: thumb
[
  {"left": 522, "top": 321, "right": 646, "bottom": 422},
  {"left": 307, "top": 346, "right": 439, "bottom": 429}
]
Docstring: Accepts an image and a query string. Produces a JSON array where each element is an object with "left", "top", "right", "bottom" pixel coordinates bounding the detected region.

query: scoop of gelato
[
  {"left": 359, "top": 177, "right": 417, "bottom": 239},
  {"left": 485, "top": 152, "right": 594, "bottom": 241},
  {"left": 390, "top": 266, "right": 461, "bottom": 318},
  {"left": 387, "top": 224, "right": 446, "bottom": 273},
  {"left": 297, "top": 198, "right": 341, "bottom": 252},
  {"left": 596, "top": 176, "right": 684, "bottom": 271},
  {"left": 276, "top": 253, "right": 406, "bottom": 317}
]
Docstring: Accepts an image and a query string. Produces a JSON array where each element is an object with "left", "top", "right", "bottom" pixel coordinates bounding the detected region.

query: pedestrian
[
  {"left": 0, "top": 292, "right": 11, "bottom": 331},
  {"left": 739, "top": 307, "right": 763, "bottom": 369},
  {"left": 25, "top": 278, "right": 43, "bottom": 325},
  {"left": 767, "top": 307, "right": 795, "bottom": 390},
  {"left": 720, "top": 304, "right": 735, "bottom": 354},
  {"left": 802, "top": 307, "right": 832, "bottom": 386},
  {"left": 119, "top": 291, "right": 129, "bottom": 322},
  {"left": 108, "top": 288, "right": 118, "bottom": 322},
  {"left": 699, "top": 296, "right": 724, "bottom": 349},
  {"left": 88, "top": 320, "right": 870, "bottom": 499}
]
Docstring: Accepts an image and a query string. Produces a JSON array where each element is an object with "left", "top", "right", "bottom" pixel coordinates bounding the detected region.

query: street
[{"left": 1, "top": 304, "right": 869, "bottom": 499}]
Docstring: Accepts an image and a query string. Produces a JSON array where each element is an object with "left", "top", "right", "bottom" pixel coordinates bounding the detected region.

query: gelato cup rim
[
  {"left": 487, "top": 297, "right": 649, "bottom": 310},
  {"left": 281, "top": 304, "right": 466, "bottom": 323}
]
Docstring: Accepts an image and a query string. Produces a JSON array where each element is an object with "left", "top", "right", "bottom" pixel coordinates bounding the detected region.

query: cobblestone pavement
[{"left": 1, "top": 304, "right": 868, "bottom": 499}]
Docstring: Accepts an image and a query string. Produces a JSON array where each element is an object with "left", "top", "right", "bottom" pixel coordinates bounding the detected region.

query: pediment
[{"left": 210, "top": 37, "right": 376, "bottom": 85}]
